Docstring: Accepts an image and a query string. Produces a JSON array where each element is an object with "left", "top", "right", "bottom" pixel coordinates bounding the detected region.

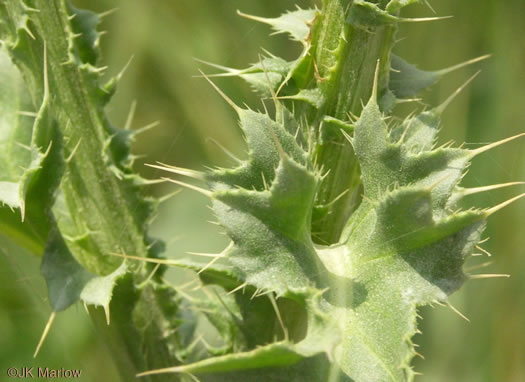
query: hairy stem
[
  {"left": 2, "top": 0, "right": 149, "bottom": 274},
  {"left": 1, "top": 1, "right": 180, "bottom": 380},
  {"left": 309, "top": 0, "right": 395, "bottom": 244}
]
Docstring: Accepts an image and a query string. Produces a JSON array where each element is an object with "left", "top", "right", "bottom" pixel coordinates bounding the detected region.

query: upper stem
[{"left": 308, "top": 0, "right": 396, "bottom": 244}]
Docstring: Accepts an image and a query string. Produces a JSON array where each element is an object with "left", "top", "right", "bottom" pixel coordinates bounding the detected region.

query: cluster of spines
[{"left": 141, "top": 3, "right": 525, "bottom": 381}]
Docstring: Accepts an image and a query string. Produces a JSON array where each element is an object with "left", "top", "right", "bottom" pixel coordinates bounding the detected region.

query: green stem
[
  {"left": 309, "top": 0, "right": 396, "bottom": 244},
  {"left": 4, "top": 0, "right": 150, "bottom": 275},
  {"left": 1, "top": 1, "right": 180, "bottom": 380}
]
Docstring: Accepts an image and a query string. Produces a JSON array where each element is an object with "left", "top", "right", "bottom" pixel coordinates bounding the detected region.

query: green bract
[{"left": 0, "top": 1, "right": 522, "bottom": 381}]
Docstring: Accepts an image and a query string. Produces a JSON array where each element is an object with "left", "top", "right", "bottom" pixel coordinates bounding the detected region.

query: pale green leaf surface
[
  {"left": 207, "top": 108, "right": 307, "bottom": 192},
  {"left": 324, "top": 93, "right": 486, "bottom": 381},
  {"left": 80, "top": 261, "right": 128, "bottom": 308},
  {"left": 386, "top": 0, "right": 422, "bottom": 13},
  {"left": 178, "top": 89, "right": 487, "bottom": 380},
  {"left": 199, "top": 56, "right": 292, "bottom": 98},
  {"left": 388, "top": 109, "right": 440, "bottom": 153},
  {"left": 285, "top": 88, "right": 325, "bottom": 108},
  {"left": 207, "top": 108, "right": 323, "bottom": 294},
  {"left": 353, "top": 97, "right": 470, "bottom": 208},
  {"left": 0, "top": 45, "right": 64, "bottom": 255},
  {"left": 0, "top": 49, "right": 42, "bottom": 213},
  {"left": 241, "top": 8, "right": 316, "bottom": 43},
  {"left": 237, "top": 58, "right": 291, "bottom": 98}
]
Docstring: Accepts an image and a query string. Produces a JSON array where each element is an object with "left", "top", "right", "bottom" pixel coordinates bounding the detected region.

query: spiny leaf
[
  {"left": 0, "top": 49, "right": 37, "bottom": 214},
  {"left": 280, "top": 88, "right": 325, "bottom": 109},
  {"left": 207, "top": 107, "right": 307, "bottom": 192},
  {"left": 66, "top": 3, "right": 100, "bottom": 65},
  {"left": 2, "top": 1, "right": 516, "bottom": 381},
  {"left": 348, "top": 1, "right": 448, "bottom": 29},
  {"left": 389, "top": 55, "right": 441, "bottom": 99},
  {"left": 41, "top": 230, "right": 93, "bottom": 312},
  {"left": 386, "top": 0, "right": 422, "bottom": 13},
  {"left": 41, "top": 226, "right": 128, "bottom": 315},
  {"left": 80, "top": 262, "right": 128, "bottom": 317},
  {"left": 353, "top": 94, "right": 470, "bottom": 206},
  {"left": 138, "top": 292, "right": 340, "bottom": 381},
  {"left": 372, "top": 187, "right": 485, "bottom": 255},
  {"left": 238, "top": 8, "right": 316, "bottom": 44},
  {"left": 390, "top": 54, "right": 489, "bottom": 99},
  {"left": 168, "top": 65, "right": 493, "bottom": 380},
  {"left": 197, "top": 56, "right": 292, "bottom": 98},
  {"left": 0, "top": 46, "right": 63, "bottom": 254},
  {"left": 0, "top": 47, "right": 52, "bottom": 217},
  {"left": 215, "top": 157, "right": 318, "bottom": 242},
  {"left": 348, "top": 1, "right": 402, "bottom": 28},
  {"left": 2, "top": 0, "right": 162, "bottom": 274},
  {"left": 388, "top": 109, "right": 440, "bottom": 153},
  {"left": 325, "top": 84, "right": 488, "bottom": 380}
]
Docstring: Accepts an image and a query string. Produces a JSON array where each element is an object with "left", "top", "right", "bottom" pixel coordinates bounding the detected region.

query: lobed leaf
[{"left": 239, "top": 8, "right": 317, "bottom": 44}]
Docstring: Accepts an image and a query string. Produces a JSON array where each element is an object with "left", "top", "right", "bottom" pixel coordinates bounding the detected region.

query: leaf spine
[
  {"left": 147, "top": 162, "right": 205, "bottom": 180},
  {"left": 199, "top": 70, "right": 241, "bottom": 113},
  {"left": 33, "top": 312, "right": 56, "bottom": 358},
  {"left": 461, "top": 182, "right": 525, "bottom": 196},
  {"left": 161, "top": 177, "right": 212, "bottom": 197},
  {"left": 470, "top": 133, "right": 525, "bottom": 157},
  {"left": 484, "top": 193, "right": 525, "bottom": 216},
  {"left": 469, "top": 274, "right": 510, "bottom": 279},
  {"left": 435, "top": 71, "right": 480, "bottom": 114}
]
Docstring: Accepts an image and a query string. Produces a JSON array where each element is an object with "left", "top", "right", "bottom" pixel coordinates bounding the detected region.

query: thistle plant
[{"left": 0, "top": 1, "right": 523, "bottom": 381}]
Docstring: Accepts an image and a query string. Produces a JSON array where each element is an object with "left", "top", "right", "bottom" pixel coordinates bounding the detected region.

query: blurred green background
[{"left": 1, "top": 0, "right": 524, "bottom": 381}]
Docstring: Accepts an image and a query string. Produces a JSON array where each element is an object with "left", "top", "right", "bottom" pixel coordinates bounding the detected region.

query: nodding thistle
[{"left": 0, "top": 1, "right": 523, "bottom": 381}]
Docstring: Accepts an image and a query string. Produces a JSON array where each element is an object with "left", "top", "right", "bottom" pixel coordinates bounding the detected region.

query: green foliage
[
  {"left": 0, "top": 0, "right": 523, "bottom": 381},
  {"left": 0, "top": 1, "right": 180, "bottom": 380}
]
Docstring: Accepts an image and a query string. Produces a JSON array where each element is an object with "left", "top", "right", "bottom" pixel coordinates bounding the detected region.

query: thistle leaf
[
  {"left": 238, "top": 8, "right": 316, "bottom": 44},
  {"left": 348, "top": 1, "right": 446, "bottom": 29},
  {"left": 41, "top": 230, "right": 93, "bottom": 312},
  {"left": 390, "top": 55, "right": 490, "bottom": 99},
  {"left": 386, "top": 0, "right": 422, "bottom": 13},
  {"left": 41, "top": 226, "right": 128, "bottom": 315},
  {"left": 0, "top": 47, "right": 63, "bottom": 254},
  {"left": 207, "top": 108, "right": 307, "bottom": 192},
  {"left": 353, "top": 95, "right": 470, "bottom": 205},
  {"left": 138, "top": 291, "right": 341, "bottom": 381},
  {"left": 389, "top": 55, "right": 441, "bottom": 98},
  {"left": 80, "top": 262, "right": 128, "bottom": 312},
  {"left": 159, "top": 86, "right": 489, "bottom": 380},
  {"left": 67, "top": 4, "right": 100, "bottom": 65},
  {"left": 198, "top": 57, "right": 292, "bottom": 98},
  {"left": 0, "top": 49, "right": 38, "bottom": 214},
  {"left": 325, "top": 89, "right": 487, "bottom": 380}
]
